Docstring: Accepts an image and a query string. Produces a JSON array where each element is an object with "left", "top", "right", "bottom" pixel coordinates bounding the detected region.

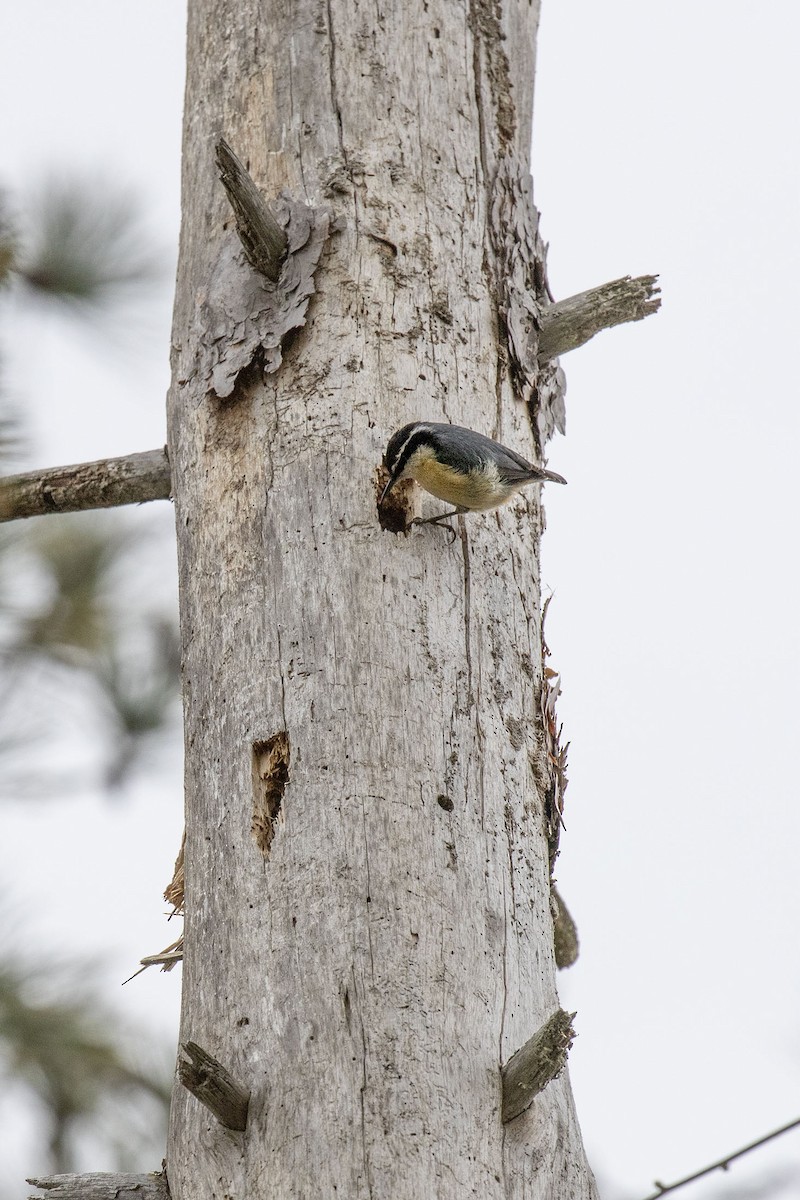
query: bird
[{"left": 381, "top": 421, "right": 566, "bottom": 532}]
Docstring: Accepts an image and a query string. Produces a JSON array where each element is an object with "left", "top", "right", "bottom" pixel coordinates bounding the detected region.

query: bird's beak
[{"left": 380, "top": 474, "right": 397, "bottom": 503}]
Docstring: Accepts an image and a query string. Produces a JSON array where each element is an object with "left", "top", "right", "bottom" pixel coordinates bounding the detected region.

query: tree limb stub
[
  {"left": 538, "top": 274, "right": 661, "bottom": 362},
  {"left": 0, "top": 447, "right": 171, "bottom": 523},
  {"left": 178, "top": 1041, "right": 250, "bottom": 1132},
  {"left": 216, "top": 138, "right": 288, "bottom": 282},
  {"left": 501, "top": 1008, "right": 576, "bottom": 1123},
  {"left": 27, "top": 1172, "right": 169, "bottom": 1199}
]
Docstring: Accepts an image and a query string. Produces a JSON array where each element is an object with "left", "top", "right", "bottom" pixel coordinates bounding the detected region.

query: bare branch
[
  {"left": 27, "top": 1172, "right": 169, "bottom": 1199},
  {"left": 501, "top": 1008, "right": 576, "bottom": 1123},
  {"left": 640, "top": 1115, "right": 800, "bottom": 1200},
  {"left": 178, "top": 1041, "right": 250, "bottom": 1132},
  {"left": 538, "top": 274, "right": 661, "bottom": 362},
  {"left": 215, "top": 139, "right": 287, "bottom": 282},
  {"left": 0, "top": 447, "right": 171, "bottom": 523}
]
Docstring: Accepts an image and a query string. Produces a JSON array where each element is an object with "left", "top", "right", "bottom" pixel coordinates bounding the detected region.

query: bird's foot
[{"left": 408, "top": 509, "right": 465, "bottom": 544}]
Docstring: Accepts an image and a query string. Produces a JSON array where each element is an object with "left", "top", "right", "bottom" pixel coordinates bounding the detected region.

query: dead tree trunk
[{"left": 164, "top": 1, "right": 599, "bottom": 1196}]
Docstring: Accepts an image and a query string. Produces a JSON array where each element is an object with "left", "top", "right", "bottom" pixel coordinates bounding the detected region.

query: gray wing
[{"left": 429, "top": 424, "right": 535, "bottom": 477}]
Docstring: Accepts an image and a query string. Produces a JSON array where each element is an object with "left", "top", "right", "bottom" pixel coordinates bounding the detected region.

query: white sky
[{"left": 1, "top": 2, "right": 798, "bottom": 1198}]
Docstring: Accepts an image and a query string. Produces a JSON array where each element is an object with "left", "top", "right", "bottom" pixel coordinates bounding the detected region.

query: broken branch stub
[
  {"left": 215, "top": 138, "right": 288, "bottom": 282},
  {"left": 537, "top": 274, "right": 661, "bottom": 362},
  {"left": 551, "top": 883, "right": 580, "bottom": 970},
  {"left": 501, "top": 1008, "right": 576, "bottom": 1123},
  {"left": 178, "top": 1041, "right": 250, "bottom": 1132}
]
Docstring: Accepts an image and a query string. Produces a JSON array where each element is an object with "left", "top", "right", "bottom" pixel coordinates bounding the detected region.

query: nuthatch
[{"left": 381, "top": 421, "right": 566, "bottom": 532}]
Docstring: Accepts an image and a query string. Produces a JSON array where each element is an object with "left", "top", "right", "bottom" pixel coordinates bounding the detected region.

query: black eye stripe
[
  {"left": 384, "top": 424, "right": 416, "bottom": 472},
  {"left": 391, "top": 429, "right": 433, "bottom": 477}
]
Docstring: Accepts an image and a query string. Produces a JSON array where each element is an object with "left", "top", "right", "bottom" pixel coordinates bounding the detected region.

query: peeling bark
[
  {"left": 490, "top": 154, "right": 567, "bottom": 449},
  {"left": 188, "top": 194, "right": 336, "bottom": 400}
]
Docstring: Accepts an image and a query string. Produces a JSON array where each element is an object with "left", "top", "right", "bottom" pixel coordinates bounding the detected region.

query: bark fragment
[{"left": 551, "top": 883, "right": 579, "bottom": 969}]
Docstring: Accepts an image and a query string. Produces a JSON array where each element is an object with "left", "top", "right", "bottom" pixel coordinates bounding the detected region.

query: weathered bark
[
  {"left": 0, "top": 448, "right": 170, "bottom": 522},
  {"left": 165, "top": 1, "right": 598, "bottom": 1197}
]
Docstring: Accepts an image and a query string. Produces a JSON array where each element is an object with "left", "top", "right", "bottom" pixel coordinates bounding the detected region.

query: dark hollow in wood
[
  {"left": 0, "top": 447, "right": 172, "bottom": 523},
  {"left": 252, "top": 732, "right": 290, "bottom": 857},
  {"left": 216, "top": 139, "right": 288, "bottom": 283},
  {"left": 27, "top": 1172, "right": 169, "bottom": 1199},
  {"left": 178, "top": 1041, "right": 250, "bottom": 1132},
  {"left": 537, "top": 274, "right": 661, "bottom": 362},
  {"left": 377, "top": 473, "right": 415, "bottom": 534},
  {"left": 501, "top": 1008, "right": 576, "bottom": 1123}
]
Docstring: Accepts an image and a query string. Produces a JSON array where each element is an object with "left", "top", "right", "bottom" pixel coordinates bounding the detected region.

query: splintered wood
[{"left": 251, "top": 732, "right": 290, "bottom": 857}]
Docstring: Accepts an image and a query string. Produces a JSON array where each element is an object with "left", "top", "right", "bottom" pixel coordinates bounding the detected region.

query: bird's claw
[{"left": 408, "top": 515, "right": 459, "bottom": 544}]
